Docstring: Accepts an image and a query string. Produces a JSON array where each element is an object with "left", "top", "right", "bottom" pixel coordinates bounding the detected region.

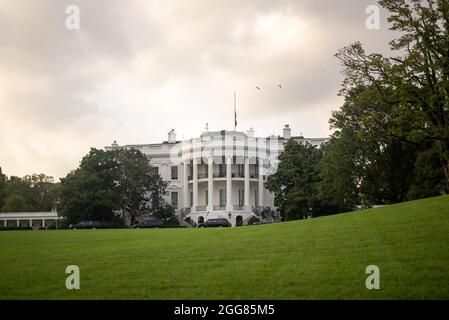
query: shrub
[
  {"left": 0, "top": 226, "right": 33, "bottom": 231},
  {"left": 164, "top": 216, "right": 180, "bottom": 226},
  {"left": 247, "top": 216, "right": 260, "bottom": 225}
]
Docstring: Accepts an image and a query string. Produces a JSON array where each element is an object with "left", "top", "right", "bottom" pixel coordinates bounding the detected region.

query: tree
[
  {"left": 58, "top": 148, "right": 170, "bottom": 225},
  {"left": 58, "top": 148, "right": 122, "bottom": 224},
  {"left": 407, "top": 141, "right": 448, "bottom": 198},
  {"left": 265, "top": 140, "right": 324, "bottom": 220},
  {"left": 0, "top": 177, "right": 5, "bottom": 210},
  {"left": 2, "top": 194, "right": 29, "bottom": 212},
  {"left": 318, "top": 129, "right": 361, "bottom": 212},
  {"left": 115, "top": 148, "right": 168, "bottom": 225},
  {"left": 335, "top": 0, "right": 449, "bottom": 194},
  {"left": 153, "top": 203, "right": 179, "bottom": 226},
  {"left": 320, "top": 85, "right": 429, "bottom": 207},
  {"left": 24, "top": 174, "right": 59, "bottom": 211},
  {"left": 1, "top": 174, "right": 58, "bottom": 212}
]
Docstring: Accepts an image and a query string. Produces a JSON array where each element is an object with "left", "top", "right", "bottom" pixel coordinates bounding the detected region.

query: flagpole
[{"left": 234, "top": 91, "right": 237, "bottom": 131}]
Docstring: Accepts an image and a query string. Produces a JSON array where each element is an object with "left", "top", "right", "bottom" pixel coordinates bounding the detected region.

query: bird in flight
[
  {"left": 278, "top": 84, "right": 282, "bottom": 88},
  {"left": 256, "top": 86, "right": 261, "bottom": 90}
]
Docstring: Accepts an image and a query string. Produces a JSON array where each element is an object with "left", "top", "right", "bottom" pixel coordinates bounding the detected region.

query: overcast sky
[{"left": 0, "top": 0, "right": 396, "bottom": 179}]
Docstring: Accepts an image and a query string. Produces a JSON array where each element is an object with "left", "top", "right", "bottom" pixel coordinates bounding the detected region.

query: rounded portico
[{"left": 176, "top": 130, "right": 278, "bottom": 226}]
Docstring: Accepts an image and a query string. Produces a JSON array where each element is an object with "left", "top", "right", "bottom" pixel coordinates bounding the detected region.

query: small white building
[
  {"left": 0, "top": 211, "right": 62, "bottom": 229},
  {"left": 106, "top": 125, "right": 328, "bottom": 226}
]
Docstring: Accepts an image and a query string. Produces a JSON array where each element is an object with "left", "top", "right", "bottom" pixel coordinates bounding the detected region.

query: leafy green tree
[
  {"left": 58, "top": 148, "right": 170, "bottom": 225},
  {"left": 0, "top": 177, "right": 5, "bottom": 210},
  {"left": 335, "top": 0, "right": 449, "bottom": 193},
  {"left": 407, "top": 141, "right": 448, "bottom": 199},
  {"left": 25, "top": 174, "right": 59, "bottom": 211},
  {"left": 115, "top": 148, "right": 168, "bottom": 225},
  {"left": 153, "top": 203, "right": 179, "bottom": 226},
  {"left": 58, "top": 148, "right": 122, "bottom": 224},
  {"left": 265, "top": 140, "right": 324, "bottom": 220},
  {"left": 320, "top": 85, "right": 426, "bottom": 207},
  {"left": 2, "top": 194, "right": 29, "bottom": 212},
  {"left": 318, "top": 129, "right": 361, "bottom": 212},
  {"left": 1, "top": 174, "right": 58, "bottom": 212}
]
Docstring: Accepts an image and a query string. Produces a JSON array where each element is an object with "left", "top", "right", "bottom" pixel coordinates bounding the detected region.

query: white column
[
  {"left": 207, "top": 157, "right": 214, "bottom": 212},
  {"left": 244, "top": 156, "right": 250, "bottom": 211},
  {"left": 42, "top": 219, "right": 46, "bottom": 228},
  {"left": 29, "top": 219, "right": 33, "bottom": 227},
  {"left": 183, "top": 162, "right": 189, "bottom": 209},
  {"left": 192, "top": 159, "right": 198, "bottom": 212},
  {"left": 258, "top": 162, "right": 264, "bottom": 208},
  {"left": 16, "top": 220, "right": 20, "bottom": 227},
  {"left": 3, "top": 220, "right": 6, "bottom": 227},
  {"left": 226, "top": 156, "right": 232, "bottom": 211}
]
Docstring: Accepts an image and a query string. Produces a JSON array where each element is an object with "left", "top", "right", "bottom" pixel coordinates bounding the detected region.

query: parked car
[
  {"left": 198, "top": 218, "right": 231, "bottom": 228},
  {"left": 69, "top": 220, "right": 103, "bottom": 229},
  {"left": 132, "top": 218, "right": 163, "bottom": 229},
  {"left": 253, "top": 217, "right": 283, "bottom": 225}
]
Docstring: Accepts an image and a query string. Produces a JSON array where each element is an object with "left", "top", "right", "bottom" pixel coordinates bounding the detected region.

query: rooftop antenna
[{"left": 205, "top": 123, "right": 209, "bottom": 131}]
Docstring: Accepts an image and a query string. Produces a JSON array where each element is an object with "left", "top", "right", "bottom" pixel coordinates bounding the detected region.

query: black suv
[
  {"left": 132, "top": 218, "right": 163, "bottom": 229},
  {"left": 69, "top": 220, "right": 103, "bottom": 229},
  {"left": 198, "top": 218, "right": 231, "bottom": 228}
]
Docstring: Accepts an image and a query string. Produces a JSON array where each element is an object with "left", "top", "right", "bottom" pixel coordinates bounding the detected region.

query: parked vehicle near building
[
  {"left": 131, "top": 218, "right": 163, "bottom": 229},
  {"left": 198, "top": 218, "right": 231, "bottom": 228},
  {"left": 69, "top": 220, "right": 104, "bottom": 229}
]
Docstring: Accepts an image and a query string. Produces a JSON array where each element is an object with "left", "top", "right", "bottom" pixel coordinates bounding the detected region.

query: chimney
[
  {"left": 246, "top": 127, "right": 254, "bottom": 137},
  {"left": 168, "top": 129, "right": 176, "bottom": 143},
  {"left": 283, "top": 124, "right": 291, "bottom": 139}
]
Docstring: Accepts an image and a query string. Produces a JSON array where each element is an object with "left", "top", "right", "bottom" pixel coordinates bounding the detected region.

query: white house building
[{"left": 106, "top": 125, "right": 328, "bottom": 226}]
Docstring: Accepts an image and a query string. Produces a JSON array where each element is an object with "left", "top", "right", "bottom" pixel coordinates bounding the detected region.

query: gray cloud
[{"left": 0, "top": 0, "right": 396, "bottom": 179}]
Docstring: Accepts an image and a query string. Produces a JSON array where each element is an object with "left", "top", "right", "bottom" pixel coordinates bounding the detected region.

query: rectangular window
[
  {"left": 150, "top": 166, "right": 159, "bottom": 175},
  {"left": 238, "top": 164, "right": 244, "bottom": 177},
  {"left": 255, "top": 189, "right": 259, "bottom": 207},
  {"left": 190, "top": 191, "right": 193, "bottom": 207},
  {"left": 219, "top": 164, "right": 226, "bottom": 177},
  {"left": 205, "top": 190, "right": 208, "bottom": 205},
  {"left": 171, "top": 166, "right": 178, "bottom": 180},
  {"left": 219, "top": 189, "right": 226, "bottom": 207},
  {"left": 171, "top": 192, "right": 178, "bottom": 210},
  {"left": 238, "top": 189, "right": 244, "bottom": 207}
]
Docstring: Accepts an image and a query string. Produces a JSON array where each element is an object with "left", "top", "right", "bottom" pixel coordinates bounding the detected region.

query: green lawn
[{"left": 0, "top": 196, "right": 448, "bottom": 299}]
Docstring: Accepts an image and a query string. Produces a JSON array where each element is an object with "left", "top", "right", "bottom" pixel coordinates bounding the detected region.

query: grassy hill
[{"left": 0, "top": 196, "right": 448, "bottom": 299}]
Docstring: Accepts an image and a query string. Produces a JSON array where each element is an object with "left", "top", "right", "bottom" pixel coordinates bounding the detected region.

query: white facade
[{"left": 106, "top": 125, "right": 328, "bottom": 226}]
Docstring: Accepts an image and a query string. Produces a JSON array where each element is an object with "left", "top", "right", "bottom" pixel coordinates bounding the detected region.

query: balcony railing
[
  {"left": 196, "top": 206, "right": 207, "bottom": 212},
  {"left": 213, "top": 172, "right": 226, "bottom": 178},
  {"left": 233, "top": 205, "right": 244, "bottom": 211},
  {"left": 213, "top": 205, "right": 226, "bottom": 211},
  {"left": 188, "top": 172, "right": 259, "bottom": 181}
]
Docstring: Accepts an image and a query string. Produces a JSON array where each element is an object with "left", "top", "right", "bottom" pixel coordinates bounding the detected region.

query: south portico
[
  {"left": 175, "top": 128, "right": 279, "bottom": 227},
  {"left": 180, "top": 155, "right": 270, "bottom": 226}
]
